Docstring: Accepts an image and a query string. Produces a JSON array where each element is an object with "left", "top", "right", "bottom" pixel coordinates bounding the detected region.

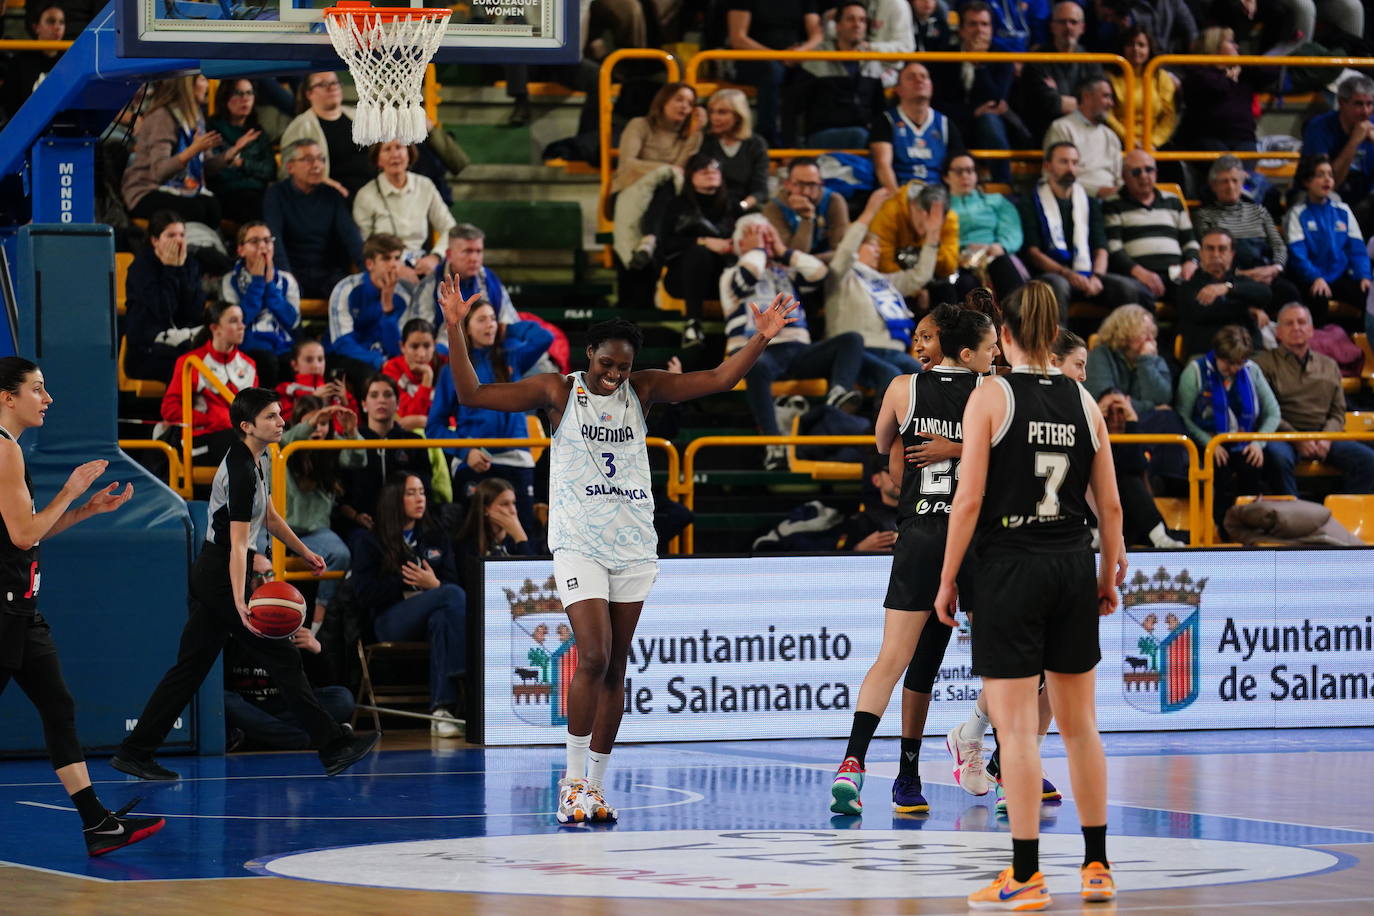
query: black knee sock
[
  {"left": 844, "top": 712, "right": 881, "bottom": 766},
  {"left": 899, "top": 737, "right": 921, "bottom": 779},
  {"left": 1082, "top": 824, "right": 1108, "bottom": 868},
  {"left": 71, "top": 786, "right": 106, "bottom": 829},
  {"left": 1012, "top": 837, "right": 1040, "bottom": 883}
]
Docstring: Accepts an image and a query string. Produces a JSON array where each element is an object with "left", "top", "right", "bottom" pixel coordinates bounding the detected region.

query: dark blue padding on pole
[{"left": 0, "top": 225, "right": 210, "bottom": 758}]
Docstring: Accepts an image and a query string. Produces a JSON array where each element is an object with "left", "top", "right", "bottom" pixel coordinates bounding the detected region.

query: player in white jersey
[{"left": 438, "top": 281, "right": 797, "bottom": 824}]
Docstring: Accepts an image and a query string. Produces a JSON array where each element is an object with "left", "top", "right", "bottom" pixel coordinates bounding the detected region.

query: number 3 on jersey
[
  {"left": 601, "top": 452, "right": 617, "bottom": 478},
  {"left": 1033, "top": 451, "right": 1069, "bottom": 518}
]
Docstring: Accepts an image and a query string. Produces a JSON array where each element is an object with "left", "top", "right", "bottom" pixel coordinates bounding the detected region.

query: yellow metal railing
[
  {"left": 1142, "top": 55, "right": 1374, "bottom": 158},
  {"left": 1200, "top": 430, "right": 1374, "bottom": 545},
  {"left": 424, "top": 64, "right": 440, "bottom": 126},
  {"left": 1114, "top": 433, "right": 1203, "bottom": 545},
  {"left": 178, "top": 355, "right": 239, "bottom": 497},
  {"left": 270, "top": 436, "right": 681, "bottom": 579},
  {"left": 598, "top": 48, "right": 681, "bottom": 240},
  {"left": 118, "top": 438, "right": 182, "bottom": 492},
  {"left": 0, "top": 40, "right": 73, "bottom": 51}
]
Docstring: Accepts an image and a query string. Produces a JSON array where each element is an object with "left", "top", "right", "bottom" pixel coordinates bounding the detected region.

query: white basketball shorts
[{"left": 553, "top": 551, "right": 658, "bottom": 605}]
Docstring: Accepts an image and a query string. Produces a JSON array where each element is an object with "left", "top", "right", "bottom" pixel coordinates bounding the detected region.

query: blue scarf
[
  {"left": 164, "top": 111, "right": 206, "bottom": 196},
  {"left": 1196, "top": 354, "right": 1256, "bottom": 441}
]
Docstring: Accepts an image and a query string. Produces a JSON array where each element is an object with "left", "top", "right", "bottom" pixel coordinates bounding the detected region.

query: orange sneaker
[
  {"left": 967, "top": 868, "right": 1051, "bottom": 910},
  {"left": 1081, "top": 861, "right": 1116, "bottom": 902}
]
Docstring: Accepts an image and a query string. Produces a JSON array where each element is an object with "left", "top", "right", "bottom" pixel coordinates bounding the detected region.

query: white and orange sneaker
[
  {"left": 966, "top": 868, "right": 1051, "bottom": 911},
  {"left": 582, "top": 783, "right": 618, "bottom": 822},
  {"left": 557, "top": 777, "right": 589, "bottom": 824},
  {"left": 1081, "top": 861, "right": 1116, "bottom": 902}
]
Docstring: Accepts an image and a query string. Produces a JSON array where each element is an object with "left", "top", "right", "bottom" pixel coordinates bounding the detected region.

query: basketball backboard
[{"left": 116, "top": 0, "right": 578, "bottom": 64}]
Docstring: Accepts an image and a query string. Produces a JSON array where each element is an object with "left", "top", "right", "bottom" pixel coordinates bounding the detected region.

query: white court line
[
  {"left": 0, "top": 859, "right": 111, "bottom": 883},
  {"left": 16, "top": 784, "right": 705, "bottom": 821}
]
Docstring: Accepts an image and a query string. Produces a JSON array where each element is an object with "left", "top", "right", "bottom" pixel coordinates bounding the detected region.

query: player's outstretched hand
[
  {"left": 84, "top": 482, "right": 133, "bottom": 516},
  {"left": 749, "top": 293, "right": 799, "bottom": 340},
  {"left": 934, "top": 581, "right": 958, "bottom": 627},
  {"left": 437, "top": 276, "right": 483, "bottom": 328},
  {"left": 61, "top": 460, "right": 108, "bottom": 502}
]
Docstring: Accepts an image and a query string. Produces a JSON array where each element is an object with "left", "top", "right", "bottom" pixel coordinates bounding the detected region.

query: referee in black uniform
[
  {"left": 936, "top": 281, "right": 1124, "bottom": 908},
  {"left": 113, "top": 388, "right": 377, "bottom": 780}
]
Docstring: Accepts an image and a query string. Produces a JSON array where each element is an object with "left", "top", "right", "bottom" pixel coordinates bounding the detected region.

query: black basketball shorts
[
  {"left": 971, "top": 550, "right": 1101, "bottom": 679},
  {"left": 884, "top": 517, "right": 948, "bottom": 612}
]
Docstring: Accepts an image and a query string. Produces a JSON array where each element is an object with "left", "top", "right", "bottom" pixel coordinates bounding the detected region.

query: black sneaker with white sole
[
  {"left": 84, "top": 798, "right": 166, "bottom": 856},
  {"left": 319, "top": 728, "right": 380, "bottom": 776},
  {"left": 110, "top": 753, "right": 180, "bottom": 781}
]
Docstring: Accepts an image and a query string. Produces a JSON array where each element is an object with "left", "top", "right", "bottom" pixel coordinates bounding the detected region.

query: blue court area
[{"left": 3, "top": 729, "right": 1373, "bottom": 901}]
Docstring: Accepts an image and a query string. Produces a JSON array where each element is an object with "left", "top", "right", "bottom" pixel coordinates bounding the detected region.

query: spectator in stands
[
  {"left": 1254, "top": 303, "right": 1374, "bottom": 496},
  {"left": 986, "top": 0, "right": 1050, "bottom": 51},
  {"left": 161, "top": 301, "right": 258, "bottom": 467},
  {"left": 869, "top": 61, "right": 964, "bottom": 193},
  {"left": 720, "top": 215, "right": 866, "bottom": 469},
  {"left": 124, "top": 211, "right": 202, "bottom": 382},
  {"left": 1284, "top": 154, "right": 1372, "bottom": 328},
  {"left": 1107, "top": 25, "right": 1179, "bottom": 151},
  {"left": 1018, "top": 142, "right": 1145, "bottom": 318},
  {"left": 826, "top": 187, "right": 928, "bottom": 384},
  {"left": 1176, "top": 227, "right": 1271, "bottom": 361},
  {"left": 340, "top": 375, "right": 432, "bottom": 537},
  {"left": 427, "top": 300, "right": 552, "bottom": 532},
  {"left": 352, "top": 141, "right": 455, "bottom": 285},
  {"left": 1301, "top": 75, "right": 1374, "bottom": 241},
  {"left": 1177, "top": 323, "right": 1280, "bottom": 535},
  {"left": 219, "top": 222, "right": 299, "bottom": 391},
  {"left": 660, "top": 154, "right": 739, "bottom": 348},
  {"left": 700, "top": 88, "right": 769, "bottom": 212},
  {"left": 855, "top": 0, "right": 915, "bottom": 87},
  {"left": 1044, "top": 77, "right": 1123, "bottom": 198},
  {"left": 263, "top": 139, "right": 365, "bottom": 299},
  {"left": 725, "top": 0, "right": 824, "bottom": 145},
  {"left": 327, "top": 233, "right": 409, "bottom": 389},
  {"left": 763, "top": 157, "right": 851, "bottom": 264},
  {"left": 944, "top": 153, "right": 1029, "bottom": 299},
  {"left": 350, "top": 472, "right": 466, "bottom": 738},
  {"left": 280, "top": 72, "right": 372, "bottom": 198},
  {"left": 122, "top": 76, "right": 234, "bottom": 227},
  {"left": 276, "top": 338, "right": 358, "bottom": 423},
  {"left": 1019, "top": 2, "right": 1104, "bottom": 141},
  {"left": 1105, "top": 148, "right": 1200, "bottom": 307},
  {"left": 869, "top": 180, "right": 959, "bottom": 282},
  {"left": 223, "top": 636, "right": 354, "bottom": 752},
  {"left": 929, "top": 2, "right": 1029, "bottom": 184},
  {"left": 1195, "top": 155, "right": 1300, "bottom": 311},
  {"left": 910, "top": 0, "right": 952, "bottom": 51},
  {"left": 411, "top": 224, "right": 520, "bottom": 352},
  {"left": 0, "top": 3, "right": 66, "bottom": 121},
  {"left": 382, "top": 319, "right": 438, "bottom": 432},
  {"left": 837, "top": 453, "right": 899, "bottom": 552},
  {"left": 1170, "top": 27, "right": 1256, "bottom": 194},
  {"left": 456, "top": 479, "right": 536, "bottom": 578},
  {"left": 280, "top": 395, "right": 365, "bottom": 630},
  {"left": 610, "top": 82, "right": 702, "bottom": 272},
  {"left": 792, "top": 3, "right": 887, "bottom": 149},
  {"left": 205, "top": 79, "right": 274, "bottom": 225}
]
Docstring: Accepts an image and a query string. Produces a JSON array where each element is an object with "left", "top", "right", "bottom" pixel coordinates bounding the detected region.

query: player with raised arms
[
  {"left": 935, "top": 280, "right": 1124, "bottom": 909},
  {"left": 829, "top": 304, "right": 998, "bottom": 816},
  {"left": 0, "top": 357, "right": 165, "bottom": 855},
  {"left": 438, "top": 281, "right": 797, "bottom": 824}
]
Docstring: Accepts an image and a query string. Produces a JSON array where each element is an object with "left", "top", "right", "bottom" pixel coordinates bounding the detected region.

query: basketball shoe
[
  {"left": 582, "top": 784, "right": 618, "bottom": 822},
  {"left": 83, "top": 798, "right": 166, "bottom": 856},
  {"left": 891, "top": 773, "right": 928, "bottom": 813},
  {"left": 829, "top": 756, "right": 864, "bottom": 814},
  {"left": 945, "top": 725, "right": 991, "bottom": 795},
  {"left": 1081, "top": 862, "right": 1116, "bottom": 901},
  {"left": 987, "top": 745, "right": 1060, "bottom": 800},
  {"left": 966, "top": 868, "right": 1051, "bottom": 911},
  {"left": 557, "top": 777, "right": 589, "bottom": 824},
  {"left": 994, "top": 781, "right": 1007, "bottom": 817}
]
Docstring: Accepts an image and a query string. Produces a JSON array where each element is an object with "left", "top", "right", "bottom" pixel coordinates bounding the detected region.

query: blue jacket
[
  {"left": 1301, "top": 111, "right": 1374, "bottom": 200},
  {"left": 1285, "top": 198, "right": 1372, "bottom": 286},
  {"left": 408, "top": 264, "right": 518, "bottom": 352},
  {"left": 426, "top": 320, "right": 554, "bottom": 463},
  {"left": 221, "top": 261, "right": 301, "bottom": 355},
  {"left": 326, "top": 272, "right": 409, "bottom": 368},
  {"left": 350, "top": 522, "right": 461, "bottom": 616}
]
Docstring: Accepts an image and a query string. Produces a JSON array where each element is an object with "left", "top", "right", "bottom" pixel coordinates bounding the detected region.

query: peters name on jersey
[{"left": 1028, "top": 421, "right": 1076, "bottom": 446}]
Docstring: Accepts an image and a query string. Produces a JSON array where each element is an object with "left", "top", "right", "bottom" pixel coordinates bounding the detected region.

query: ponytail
[{"left": 1002, "top": 280, "right": 1060, "bottom": 369}]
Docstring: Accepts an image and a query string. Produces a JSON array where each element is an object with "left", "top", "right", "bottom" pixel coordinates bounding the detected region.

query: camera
[{"left": 895, "top": 246, "right": 921, "bottom": 270}]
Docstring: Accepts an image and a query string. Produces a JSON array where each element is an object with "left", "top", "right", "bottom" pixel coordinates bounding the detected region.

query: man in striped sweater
[
  {"left": 1194, "top": 155, "right": 1301, "bottom": 315},
  {"left": 1103, "top": 149, "right": 1200, "bottom": 310}
]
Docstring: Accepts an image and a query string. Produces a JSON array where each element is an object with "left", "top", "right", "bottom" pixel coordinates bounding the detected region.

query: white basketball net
[{"left": 325, "top": 8, "right": 452, "bottom": 146}]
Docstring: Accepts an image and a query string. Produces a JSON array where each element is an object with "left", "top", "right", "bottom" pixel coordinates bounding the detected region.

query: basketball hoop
[{"left": 324, "top": 2, "right": 452, "bottom": 146}]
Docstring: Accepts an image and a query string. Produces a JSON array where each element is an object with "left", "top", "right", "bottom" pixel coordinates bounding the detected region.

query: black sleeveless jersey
[
  {"left": 896, "top": 367, "right": 979, "bottom": 524},
  {"left": 976, "top": 369, "right": 1098, "bottom": 555},
  {"left": 0, "top": 426, "right": 39, "bottom": 612}
]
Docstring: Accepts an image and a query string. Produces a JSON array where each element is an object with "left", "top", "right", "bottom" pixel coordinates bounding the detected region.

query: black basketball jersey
[
  {"left": 896, "top": 367, "right": 979, "bottom": 523},
  {"left": 0, "top": 426, "right": 39, "bottom": 612},
  {"left": 976, "top": 368, "right": 1098, "bottom": 555}
]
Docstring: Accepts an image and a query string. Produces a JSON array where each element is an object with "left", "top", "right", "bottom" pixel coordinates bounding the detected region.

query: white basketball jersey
[{"left": 547, "top": 372, "right": 658, "bottom": 567}]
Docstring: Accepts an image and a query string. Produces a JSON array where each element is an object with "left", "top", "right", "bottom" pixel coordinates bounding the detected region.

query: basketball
[{"left": 246, "top": 581, "right": 307, "bottom": 638}]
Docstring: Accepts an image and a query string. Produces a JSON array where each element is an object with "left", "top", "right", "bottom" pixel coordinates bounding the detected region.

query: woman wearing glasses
[
  {"left": 219, "top": 222, "right": 301, "bottom": 389},
  {"left": 943, "top": 153, "right": 1029, "bottom": 301},
  {"left": 207, "top": 79, "right": 275, "bottom": 225},
  {"left": 280, "top": 71, "right": 372, "bottom": 198}
]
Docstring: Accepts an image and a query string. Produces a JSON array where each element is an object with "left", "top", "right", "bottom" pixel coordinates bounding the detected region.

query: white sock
[
  {"left": 587, "top": 749, "right": 611, "bottom": 790},
  {"left": 1149, "top": 522, "right": 1185, "bottom": 548},
  {"left": 566, "top": 733, "right": 591, "bottom": 780},
  {"left": 959, "top": 704, "right": 991, "bottom": 742}
]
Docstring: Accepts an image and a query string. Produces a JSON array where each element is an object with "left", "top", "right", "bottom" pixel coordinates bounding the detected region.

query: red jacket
[
  {"left": 381, "top": 356, "right": 434, "bottom": 419},
  {"left": 275, "top": 372, "right": 361, "bottom": 423},
  {"left": 162, "top": 342, "right": 258, "bottom": 437}
]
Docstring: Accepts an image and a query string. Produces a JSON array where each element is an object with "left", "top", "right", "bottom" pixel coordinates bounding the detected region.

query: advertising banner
[{"left": 474, "top": 550, "right": 1374, "bottom": 745}]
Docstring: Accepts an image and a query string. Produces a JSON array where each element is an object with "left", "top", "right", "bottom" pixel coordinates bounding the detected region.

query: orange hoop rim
[{"left": 324, "top": 2, "right": 452, "bottom": 22}]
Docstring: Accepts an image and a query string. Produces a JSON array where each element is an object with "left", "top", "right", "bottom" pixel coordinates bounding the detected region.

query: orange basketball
[{"left": 246, "top": 581, "right": 307, "bottom": 638}]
